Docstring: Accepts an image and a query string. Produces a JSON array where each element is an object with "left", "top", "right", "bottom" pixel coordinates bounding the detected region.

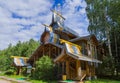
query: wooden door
[{"left": 69, "top": 60, "right": 77, "bottom": 80}]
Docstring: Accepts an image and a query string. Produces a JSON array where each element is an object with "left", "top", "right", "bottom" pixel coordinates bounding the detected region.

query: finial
[{"left": 56, "top": 3, "right": 61, "bottom": 14}]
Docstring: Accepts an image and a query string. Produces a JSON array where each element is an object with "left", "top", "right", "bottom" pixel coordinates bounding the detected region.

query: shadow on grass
[{"left": 85, "top": 79, "right": 120, "bottom": 83}]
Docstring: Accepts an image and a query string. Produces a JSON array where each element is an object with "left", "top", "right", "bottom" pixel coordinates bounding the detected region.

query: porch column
[
  {"left": 86, "top": 62, "right": 89, "bottom": 76},
  {"left": 62, "top": 62, "right": 65, "bottom": 75},
  {"left": 76, "top": 60, "right": 81, "bottom": 80},
  {"left": 66, "top": 60, "right": 69, "bottom": 79}
]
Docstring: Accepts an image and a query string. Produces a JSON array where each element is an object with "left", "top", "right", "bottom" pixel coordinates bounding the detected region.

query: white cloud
[
  {"left": 62, "top": 0, "right": 89, "bottom": 36},
  {"left": 0, "top": 0, "right": 89, "bottom": 50},
  {"left": 0, "top": 0, "right": 52, "bottom": 50}
]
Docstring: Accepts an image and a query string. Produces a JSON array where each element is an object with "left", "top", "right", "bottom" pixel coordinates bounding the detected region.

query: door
[{"left": 69, "top": 60, "right": 77, "bottom": 79}]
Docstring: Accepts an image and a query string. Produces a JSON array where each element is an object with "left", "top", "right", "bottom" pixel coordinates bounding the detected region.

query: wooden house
[
  {"left": 28, "top": 10, "right": 102, "bottom": 81},
  {"left": 11, "top": 56, "right": 28, "bottom": 75}
]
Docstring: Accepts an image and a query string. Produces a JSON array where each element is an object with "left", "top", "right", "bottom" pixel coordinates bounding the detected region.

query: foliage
[
  {"left": 0, "top": 55, "right": 7, "bottom": 71},
  {"left": 98, "top": 56, "right": 115, "bottom": 76},
  {"left": 32, "top": 56, "right": 56, "bottom": 80},
  {"left": 0, "top": 39, "right": 39, "bottom": 71},
  {"left": 85, "top": 0, "right": 120, "bottom": 77},
  {"left": 4, "top": 69, "right": 15, "bottom": 75}
]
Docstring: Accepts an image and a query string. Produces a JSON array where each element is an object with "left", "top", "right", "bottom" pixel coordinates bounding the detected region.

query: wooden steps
[{"left": 80, "top": 74, "right": 86, "bottom": 81}]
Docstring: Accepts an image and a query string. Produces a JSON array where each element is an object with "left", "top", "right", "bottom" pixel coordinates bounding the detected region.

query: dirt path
[
  {"left": 0, "top": 76, "right": 31, "bottom": 83},
  {"left": 0, "top": 79, "right": 11, "bottom": 83}
]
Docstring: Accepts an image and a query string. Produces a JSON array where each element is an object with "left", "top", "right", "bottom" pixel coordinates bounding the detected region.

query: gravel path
[{"left": 0, "top": 79, "right": 11, "bottom": 83}]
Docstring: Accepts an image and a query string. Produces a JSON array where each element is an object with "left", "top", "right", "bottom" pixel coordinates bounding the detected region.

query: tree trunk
[
  {"left": 106, "top": 27, "right": 112, "bottom": 57},
  {"left": 114, "top": 32, "right": 118, "bottom": 76}
]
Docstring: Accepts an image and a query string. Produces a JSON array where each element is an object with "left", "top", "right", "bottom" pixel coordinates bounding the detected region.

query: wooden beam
[
  {"left": 76, "top": 60, "right": 80, "bottom": 77},
  {"left": 86, "top": 62, "right": 89, "bottom": 76},
  {"left": 60, "top": 39, "right": 81, "bottom": 50},
  {"left": 42, "top": 24, "right": 49, "bottom": 27},
  {"left": 62, "top": 62, "right": 64, "bottom": 75},
  {"left": 11, "top": 56, "right": 28, "bottom": 59},
  {"left": 51, "top": 9, "right": 65, "bottom": 20},
  {"left": 66, "top": 60, "right": 69, "bottom": 79},
  {"left": 49, "top": 44, "right": 51, "bottom": 57}
]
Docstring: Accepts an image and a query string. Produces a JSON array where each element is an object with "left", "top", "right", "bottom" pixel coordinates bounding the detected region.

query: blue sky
[{"left": 0, "top": 0, "right": 89, "bottom": 50}]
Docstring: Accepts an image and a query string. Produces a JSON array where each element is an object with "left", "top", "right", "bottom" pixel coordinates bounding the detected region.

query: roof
[
  {"left": 28, "top": 43, "right": 63, "bottom": 62},
  {"left": 62, "top": 26, "right": 79, "bottom": 37},
  {"left": 54, "top": 39, "right": 102, "bottom": 63},
  {"left": 50, "top": 10, "right": 79, "bottom": 38},
  {"left": 13, "top": 57, "right": 28, "bottom": 66},
  {"left": 70, "top": 34, "right": 98, "bottom": 45},
  {"left": 70, "top": 34, "right": 97, "bottom": 41}
]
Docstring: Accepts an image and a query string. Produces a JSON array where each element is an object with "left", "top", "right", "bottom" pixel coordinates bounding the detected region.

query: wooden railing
[{"left": 80, "top": 73, "right": 86, "bottom": 81}]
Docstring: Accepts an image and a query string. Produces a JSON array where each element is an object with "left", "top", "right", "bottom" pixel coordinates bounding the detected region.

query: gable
[{"left": 54, "top": 39, "right": 102, "bottom": 63}]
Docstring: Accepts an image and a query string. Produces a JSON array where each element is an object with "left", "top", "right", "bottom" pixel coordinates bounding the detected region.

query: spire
[
  {"left": 44, "top": 26, "right": 46, "bottom": 32},
  {"left": 51, "top": 9, "right": 65, "bottom": 26},
  {"left": 56, "top": 3, "right": 62, "bottom": 14}
]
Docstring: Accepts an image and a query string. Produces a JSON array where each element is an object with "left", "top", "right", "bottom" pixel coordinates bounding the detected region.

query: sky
[{"left": 0, "top": 0, "right": 89, "bottom": 50}]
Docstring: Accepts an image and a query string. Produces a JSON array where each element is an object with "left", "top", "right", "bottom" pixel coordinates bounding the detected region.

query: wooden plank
[
  {"left": 62, "top": 62, "right": 64, "bottom": 75},
  {"left": 51, "top": 9, "right": 65, "bottom": 20},
  {"left": 76, "top": 60, "right": 81, "bottom": 77},
  {"left": 66, "top": 60, "right": 69, "bottom": 79},
  {"left": 86, "top": 62, "right": 89, "bottom": 76}
]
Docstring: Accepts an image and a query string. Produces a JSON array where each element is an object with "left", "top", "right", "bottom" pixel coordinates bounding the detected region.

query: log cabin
[{"left": 28, "top": 10, "right": 102, "bottom": 80}]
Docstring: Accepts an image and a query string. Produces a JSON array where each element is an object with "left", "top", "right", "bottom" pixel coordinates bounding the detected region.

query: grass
[
  {"left": 29, "top": 80, "right": 57, "bottom": 83},
  {"left": 5, "top": 75, "right": 26, "bottom": 79},
  {"left": 85, "top": 79, "right": 120, "bottom": 83},
  {"left": 0, "top": 71, "right": 4, "bottom": 76},
  {"left": 3, "top": 75, "right": 57, "bottom": 83},
  {"left": 1, "top": 73, "right": 120, "bottom": 83}
]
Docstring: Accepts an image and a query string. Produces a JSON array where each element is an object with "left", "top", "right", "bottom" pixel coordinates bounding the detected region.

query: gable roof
[
  {"left": 54, "top": 39, "right": 102, "bottom": 63},
  {"left": 70, "top": 34, "right": 98, "bottom": 45},
  {"left": 11, "top": 56, "right": 28, "bottom": 66}
]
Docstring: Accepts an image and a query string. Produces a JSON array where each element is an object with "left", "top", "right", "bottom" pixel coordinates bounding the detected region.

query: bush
[
  {"left": 32, "top": 56, "right": 56, "bottom": 80},
  {"left": 4, "top": 69, "right": 15, "bottom": 75}
]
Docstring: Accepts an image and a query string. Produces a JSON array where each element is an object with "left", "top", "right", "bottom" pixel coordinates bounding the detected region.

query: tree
[
  {"left": 85, "top": 0, "right": 120, "bottom": 76},
  {"left": 32, "top": 56, "right": 56, "bottom": 80},
  {"left": 0, "top": 39, "right": 39, "bottom": 71},
  {"left": 85, "top": 0, "right": 112, "bottom": 57}
]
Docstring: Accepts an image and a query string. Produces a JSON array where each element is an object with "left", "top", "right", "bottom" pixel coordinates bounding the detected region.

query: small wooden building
[
  {"left": 28, "top": 10, "right": 102, "bottom": 80},
  {"left": 11, "top": 56, "right": 28, "bottom": 75}
]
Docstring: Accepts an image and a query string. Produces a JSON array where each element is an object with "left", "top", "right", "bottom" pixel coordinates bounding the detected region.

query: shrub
[
  {"left": 32, "top": 56, "right": 56, "bottom": 80},
  {"left": 4, "top": 69, "right": 15, "bottom": 75}
]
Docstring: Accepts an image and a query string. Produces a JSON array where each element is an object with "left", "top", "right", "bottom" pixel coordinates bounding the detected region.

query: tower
[{"left": 40, "top": 7, "right": 79, "bottom": 45}]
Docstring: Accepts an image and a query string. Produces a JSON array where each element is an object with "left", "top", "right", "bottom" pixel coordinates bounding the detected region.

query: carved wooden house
[{"left": 28, "top": 10, "right": 102, "bottom": 80}]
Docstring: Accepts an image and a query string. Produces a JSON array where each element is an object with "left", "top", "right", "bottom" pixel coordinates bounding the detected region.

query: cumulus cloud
[
  {"left": 0, "top": 0, "right": 89, "bottom": 50},
  {"left": 62, "top": 0, "right": 89, "bottom": 36}
]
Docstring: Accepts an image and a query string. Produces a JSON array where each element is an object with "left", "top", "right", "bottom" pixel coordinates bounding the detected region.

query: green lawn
[
  {"left": 1, "top": 74, "right": 120, "bottom": 83},
  {"left": 85, "top": 79, "right": 120, "bottom": 83},
  {"left": 2, "top": 75, "right": 57, "bottom": 83},
  {"left": 29, "top": 80, "right": 57, "bottom": 83},
  {"left": 5, "top": 75, "right": 26, "bottom": 79}
]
